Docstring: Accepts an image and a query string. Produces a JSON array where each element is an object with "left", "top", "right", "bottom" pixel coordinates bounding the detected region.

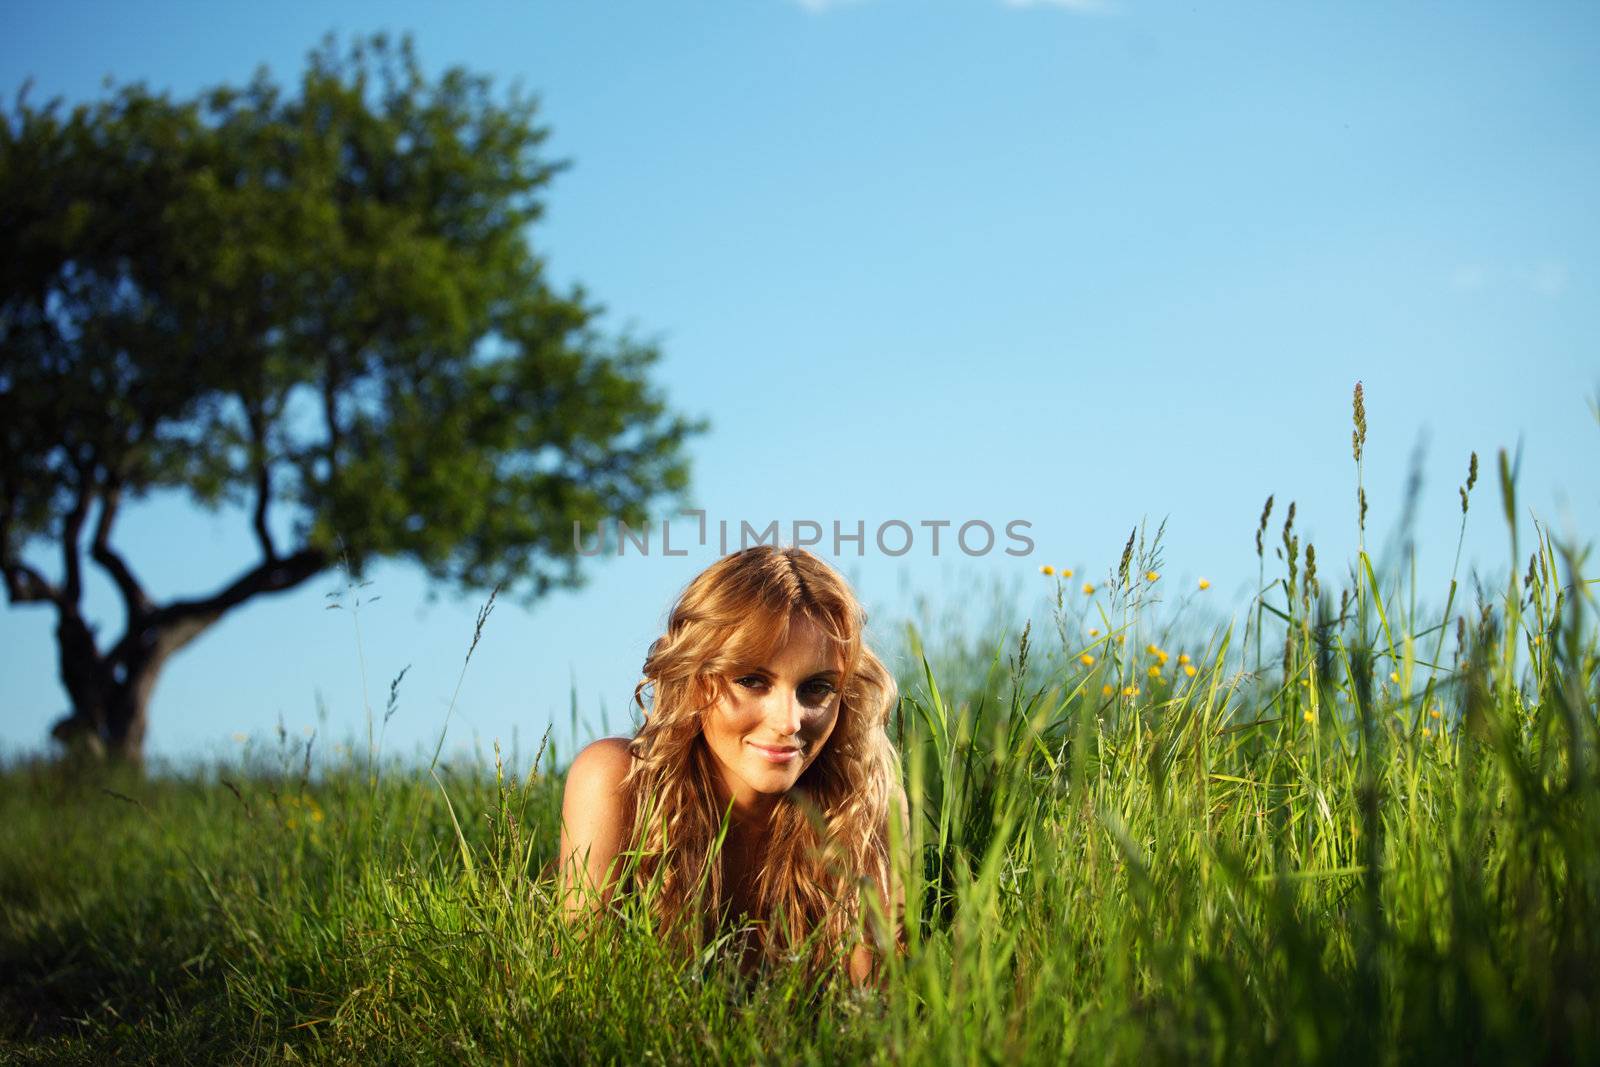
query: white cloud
[
  {"left": 1526, "top": 260, "right": 1569, "bottom": 298},
  {"left": 1001, "top": 0, "right": 1115, "bottom": 12},
  {"left": 791, "top": 0, "right": 1113, "bottom": 13},
  {"left": 790, "top": 0, "right": 870, "bottom": 12},
  {"left": 1448, "top": 260, "right": 1570, "bottom": 298}
]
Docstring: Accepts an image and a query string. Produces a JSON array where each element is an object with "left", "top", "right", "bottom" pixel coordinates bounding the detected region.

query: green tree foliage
[{"left": 0, "top": 33, "right": 706, "bottom": 760}]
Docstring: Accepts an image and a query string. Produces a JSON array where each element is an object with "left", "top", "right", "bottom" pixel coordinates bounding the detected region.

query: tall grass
[{"left": 2, "top": 403, "right": 1597, "bottom": 1063}]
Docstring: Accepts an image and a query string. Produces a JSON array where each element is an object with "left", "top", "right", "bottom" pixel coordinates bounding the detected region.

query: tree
[{"left": 0, "top": 33, "right": 706, "bottom": 762}]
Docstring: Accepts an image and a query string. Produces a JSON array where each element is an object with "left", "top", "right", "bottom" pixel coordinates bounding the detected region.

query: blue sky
[{"left": 2, "top": 0, "right": 1596, "bottom": 767}]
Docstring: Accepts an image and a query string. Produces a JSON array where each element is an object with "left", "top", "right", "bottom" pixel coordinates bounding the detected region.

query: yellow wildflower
[
  {"left": 1122, "top": 685, "right": 1140, "bottom": 698},
  {"left": 1184, "top": 664, "right": 1197, "bottom": 678},
  {"left": 1178, "top": 653, "right": 1190, "bottom": 665},
  {"left": 1422, "top": 727, "right": 1433, "bottom": 740},
  {"left": 1147, "top": 664, "right": 1161, "bottom": 679},
  {"left": 1303, "top": 709, "right": 1315, "bottom": 724},
  {"left": 1082, "top": 582, "right": 1096, "bottom": 595},
  {"left": 1146, "top": 643, "right": 1160, "bottom": 656},
  {"left": 1198, "top": 578, "right": 1211, "bottom": 590},
  {"left": 1041, "top": 564, "right": 1054, "bottom": 575},
  {"left": 1146, "top": 570, "right": 1160, "bottom": 582},
  {"left": 1115, "top": 634, "right": 1126, "bottom": 645},
  {"left": 1080, "top": 653, "right": 1095, "bottom": 667},
  {"left": 1088, "top": 628, "right": 1100, "bottom": 637},
  {"left": 1389, "top": 671, "right": 1400, "bottom": 684},
  {"left": 1429, "top": 706, "right": 1441, "bottom": 720},
  {"left": 1061, "top": 568, "right": 1074, "bottom": 578},
  {"left": 1101, "top": 683, "right": 1115, "bottom": 697}
]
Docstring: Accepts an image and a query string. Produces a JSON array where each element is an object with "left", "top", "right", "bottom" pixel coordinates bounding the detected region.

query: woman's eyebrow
[{"left": 734, "top": 665, "right": 841, "bottom": 678}]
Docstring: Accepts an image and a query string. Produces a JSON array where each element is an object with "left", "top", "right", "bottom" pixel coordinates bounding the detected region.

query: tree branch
[
  {"left": 89, "top": 483, "right": 154, "bottom": 619},
  {"left": 252, "top": 466, "right": 276, "bottom": 560},
  {"left": 323, "top": 352, "right": 342, "bottom": 489},
  {"left": 1, "top": 557, "right": 63, "bottom": 605},
  {"left": 59, "top": 453, "right": 93, "bottom": 608},
  {"left": 109, "top": 546, "right": 330, "bottom": 665},
  {"left": 0, "top": 483, "right": 64, "bottom": 605},
  {"left": 246, "top": 403, "right": 278, "bottom": 561}
]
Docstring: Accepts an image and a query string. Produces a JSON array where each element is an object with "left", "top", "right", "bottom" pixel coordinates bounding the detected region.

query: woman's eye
[
  {"left": 732, "top": 676, "right": 833, "bottom": 702},
  {"left": 802, "top": 681, "right": 837, "bottom": 703}
]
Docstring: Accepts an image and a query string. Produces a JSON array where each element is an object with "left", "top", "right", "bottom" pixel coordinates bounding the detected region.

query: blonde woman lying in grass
[{"left": 557, "top": 545, "right": 909, "bottom": 987}]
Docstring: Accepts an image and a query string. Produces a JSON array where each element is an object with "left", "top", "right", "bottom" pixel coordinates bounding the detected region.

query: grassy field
[{"left": 3, "top": 437, "right": 1598, "bottom": 1064}]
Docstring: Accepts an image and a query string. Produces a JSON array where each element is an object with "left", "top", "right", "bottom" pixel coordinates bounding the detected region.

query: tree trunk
[
  {"left": 7, "top": 461, "right": 330, "bottom": 764},
  {"left": 50, "top": 609, "right": 215, "bottom": 765},
  {"left": 42, "top": 550, "right": 328, "bottom": 758},
  {"left": 50, "top": 695, "right": 151, "bottom": 764},
  {"left": 48, "top": 610, "right": 116, "bottom": 763},
  {"left": 49, "top": 617, "right": 167, "bottom": 765}
]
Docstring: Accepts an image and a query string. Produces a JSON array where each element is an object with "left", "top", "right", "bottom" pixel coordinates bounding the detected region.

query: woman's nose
[{"left": 768, "top": 686, "right": 804, "bottom": 736}]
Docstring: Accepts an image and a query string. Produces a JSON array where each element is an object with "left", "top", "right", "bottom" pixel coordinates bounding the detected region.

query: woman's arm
[
  {"left": 556, "top": 737, "right": 634, "bottom": 923},
  {"left": 849, "top": 781, "right": 912, "bottom": 987}
]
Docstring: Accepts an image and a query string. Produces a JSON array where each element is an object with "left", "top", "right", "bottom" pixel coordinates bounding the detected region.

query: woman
[{"left": 556, "top": 544, "right": 909, "bottom": 986}]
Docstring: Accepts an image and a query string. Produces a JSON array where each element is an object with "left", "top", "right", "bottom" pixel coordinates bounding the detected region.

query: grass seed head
[
  {"left": 1255, "top": 494, "right": 1274, "bottom": 557},
  {"left": 1352, "top": 380, "right": 1367, "bottom": 464}
]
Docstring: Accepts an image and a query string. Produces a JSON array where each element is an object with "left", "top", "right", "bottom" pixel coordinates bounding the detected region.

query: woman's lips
[{"left": 748, "top": 741, "right": 801, "bottom": 763}]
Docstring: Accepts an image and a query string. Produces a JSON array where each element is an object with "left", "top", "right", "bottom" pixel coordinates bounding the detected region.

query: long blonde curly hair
[{"left": 614, "top": 544, "right": 903, "bottom": 981}]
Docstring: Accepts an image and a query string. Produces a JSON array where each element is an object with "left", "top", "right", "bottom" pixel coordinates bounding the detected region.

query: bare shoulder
[
  {"left": 558, "top": 737, "right": 638, "bottom": 913},
  {"left": 887, "top": 779, "right": 911, "bottom": 836},
  {"left": 567, "top": 736, "right": 635, "bottom": 785},
  {"left": 562, "top": 737, "right": 636, "bottom": 821}
]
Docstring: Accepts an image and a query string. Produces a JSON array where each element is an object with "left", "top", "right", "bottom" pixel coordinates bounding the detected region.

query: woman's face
[{"left": 701, "top": 612, "right": 843, "bottom": 819}]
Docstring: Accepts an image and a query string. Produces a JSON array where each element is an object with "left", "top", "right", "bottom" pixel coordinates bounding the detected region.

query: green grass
[{"left": 3, "top": 443, "right": 1598, "bottom": 1064}]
